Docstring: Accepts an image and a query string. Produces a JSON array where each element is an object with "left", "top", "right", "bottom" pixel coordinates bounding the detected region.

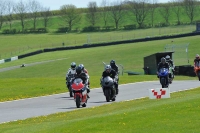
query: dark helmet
[
  {"left": 105, "top": 65, "right": 111, "bottom": 73},
  {"left": 76, "top": 66, "right": 82, "bottom": 75},
  {"left": 71, "top": 62, "right": 76, "bottom": 70},
  {"left": 79, "top": 64, "right": 84, "bottom": 71},
  {"left": 110, "top": 60, "right": 115, "bottom": 67},
  {"left": 161, "top": 57, "right": 166, "bottom": 64}
]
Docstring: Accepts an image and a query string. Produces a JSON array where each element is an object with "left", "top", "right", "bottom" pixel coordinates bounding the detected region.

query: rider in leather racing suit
[
  {"left": 101, "top": 65, "right": 118, "bottom": 95},
  {"left": 78, "top": 64, "right": 90, "bottom": 94},
  {"left": 110, "top": 60, "right": 119, "bottom": 94},
  {"left": 157, "top": 57, "right": 170, "bottom": 84},
  {"left": 73, "top": 65, "right": 90, "bottom": 98},
  {"left": 194, "top": 54, "right": 200, "bottom": 68},
  {"left": 66, "top": 62, "right": 76, "bottom": 92},
  {"left": 165, "top": 55, "right": 175, "bottom": 78}
]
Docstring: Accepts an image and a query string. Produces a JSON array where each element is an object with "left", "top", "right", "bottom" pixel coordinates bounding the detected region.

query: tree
[
  {"left": 100, "top": 0, "right": 110, "bottom": 27},
  {"left": 183, "top": 0, "right": 197, "bottom": 24},
  {"left": 129, "top": 0, "right": 150, "bottom": 28},
  {"left": 60, "top": 4, "right": 81, "bottom": 31},
  {"left": 0, "top": 0, "right": 6, "bottom": 30},
  {"left": 171, "top": 0, "right": 183, "bottom": 25},
  {"left": 28, "top": 0, "right": 42, "bottom": 30},
  {"left": 5, "top": 0, "right": 15, "bottom": 29},
  {"left": 14, "top": 0, "right": 28, "bottom": 32},
  {"left": 41, "top": 7, "right": 51, "bottom": 28},
  {"left": 109, "top": 1, "right": 125, "bottom": 29},
  {"left": 149, "top": 0, "right": 158, "bottom": 27},
  {"left": 86, "top": 2, "right": 99, "bottom": 26},
  {"left": 159, "top": 3, "right": 171, "bottom": 25}
]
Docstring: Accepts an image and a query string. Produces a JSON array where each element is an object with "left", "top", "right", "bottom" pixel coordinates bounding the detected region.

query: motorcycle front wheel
[
  {"left": 160, "top": 78, "right": 166, "bottom": 88},
  {"left": 104, "top": 89, "right": 111, "bottom": 102},
  {"left": 76, "top": 95, "right": 81, "bottom": 108}
]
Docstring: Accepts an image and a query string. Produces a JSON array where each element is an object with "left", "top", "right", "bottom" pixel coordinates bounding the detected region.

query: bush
[
  {"left": 37, "top": 28, "right": 47, "bottom": 33},
  {"left": 11, "top": 29, "right": 17, "bottom": 34},
  {"left": 82, "top": 26, "right": 101, "bottom": 32},
  {"left": 102, "top": 26, "right": 114, "bottom": 31},
  {"left": 2, "top": 29, "right": 10, "bottom": 34},
  {"left": 155, "top": 22, "right": 169, "bottom": 28},
  {"left": 123, "top": 24, "right": 136, "bottom": 30},
  {"left": 56, "top": 27, "right": 69, "bottom": 33},
  {"left": 2, "top": 29, "right": 17, "bottom": 34}
]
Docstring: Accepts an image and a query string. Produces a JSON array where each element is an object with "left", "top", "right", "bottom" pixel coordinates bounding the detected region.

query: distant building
[{"left": 143, "top": 52, "right": 174, "bottom": 75}]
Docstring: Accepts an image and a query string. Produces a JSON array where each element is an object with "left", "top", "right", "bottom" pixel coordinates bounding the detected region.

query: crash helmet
[
  {"left": 71, "top": 62, "right": 76, "bottom": 70},
  {"left": 105, "top": 65, "right": 111, "bottom": 73},
  {"left": 195, "top": 54, "right": 199, "bottom": 59},
  {"left": 76, "top": 66, "right": 82, "bottom": 75},
  {"left": 79, "top": 64, "right": 84, "bottom": 71},
  {"left": 161, "top": 57, "right": 166, "bottom": 64},
  {"left": 165, "top": 55, "right": 170, "bottom": 61},
  {"left": 110, "top": 60, "right": 115, "bottom": 67}
]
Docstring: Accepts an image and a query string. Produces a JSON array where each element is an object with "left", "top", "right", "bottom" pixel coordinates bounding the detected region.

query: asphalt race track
[{"left": 0, "top": 80, "right": 199, "bottom": 124}]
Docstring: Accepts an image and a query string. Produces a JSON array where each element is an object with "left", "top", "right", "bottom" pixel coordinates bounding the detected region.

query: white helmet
[
  {"left": 165, "top": 55, "right": 170, "bottom": 60},
  {"left": 105, "top": 65, "right": 111, "bottom": 73}
]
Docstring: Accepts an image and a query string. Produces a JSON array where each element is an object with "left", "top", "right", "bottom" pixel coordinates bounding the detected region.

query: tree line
[{"left": 0, "top": 0, "right": 199, "bottom": 33}]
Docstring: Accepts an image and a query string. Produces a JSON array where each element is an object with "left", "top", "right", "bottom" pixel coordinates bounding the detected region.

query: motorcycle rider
[
  {"left": 157, "top": 57, "right": 170, "bottom": 84},
  {"left": 110, "top": 60, "right": 119, "bottom": 94},
  {"left": 79, "top": 64, "right": 88, "bottom": 74},
  {"left": 101, "top": 65, "right": 118, "bottom": 95},
  {"left": 194, "top": 54, "right": 200, "bottom": 68},
  {"left": 110, "top": 60, "right": 119, "bottom": 74},
  {"left": 165, "top": 55, "right": 175, "bottom": 78},
  {"left": 66, "top": 62, "right": 76, "bottom": 97},
  {"left": 78, "top": 64, "right": 90, "bottom": 93},
  {"left": 72, "top": 65, "right": 90, "bottom": 98}
]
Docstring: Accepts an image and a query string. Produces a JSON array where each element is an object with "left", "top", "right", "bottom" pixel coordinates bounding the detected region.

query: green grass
[{"left": 0, "top": 87, "right": 200, "bottom": 132}]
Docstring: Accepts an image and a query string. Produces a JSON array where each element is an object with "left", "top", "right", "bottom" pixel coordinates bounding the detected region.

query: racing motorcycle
[
  {"left": 158, "top": 68, "right": 169, "bottom": 88},
  {"left": 66, "top": 74, "right": 75, "bottom": 97},
  {"left": 194, "top": 66, "right": 200, "bottom": 81},
  {"left": 101, "top": 76, "right": 116, "bottom": 102},
  {"left": 71, "top": 78, "right": 88, "bottom": 108}
]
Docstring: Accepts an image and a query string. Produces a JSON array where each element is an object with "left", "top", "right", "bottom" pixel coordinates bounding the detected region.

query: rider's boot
[
  {"left": 87, "top": 88, "right": 90, "bottom": 98},
  {"left": 116, "top": 88, "right": 119, "bottom": 95},
  {"left": 115, "top": 84, "right": 119, "bottom": 95}
]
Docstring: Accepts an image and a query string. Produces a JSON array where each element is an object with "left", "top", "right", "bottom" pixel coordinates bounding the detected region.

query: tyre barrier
[{"left": 0, "top": 56, "right": 18, "bottom": 64}]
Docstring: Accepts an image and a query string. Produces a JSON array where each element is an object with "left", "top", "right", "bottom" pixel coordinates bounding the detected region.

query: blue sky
[{"left": 12, "top": 0, "right": 169, "bottom": 10}]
